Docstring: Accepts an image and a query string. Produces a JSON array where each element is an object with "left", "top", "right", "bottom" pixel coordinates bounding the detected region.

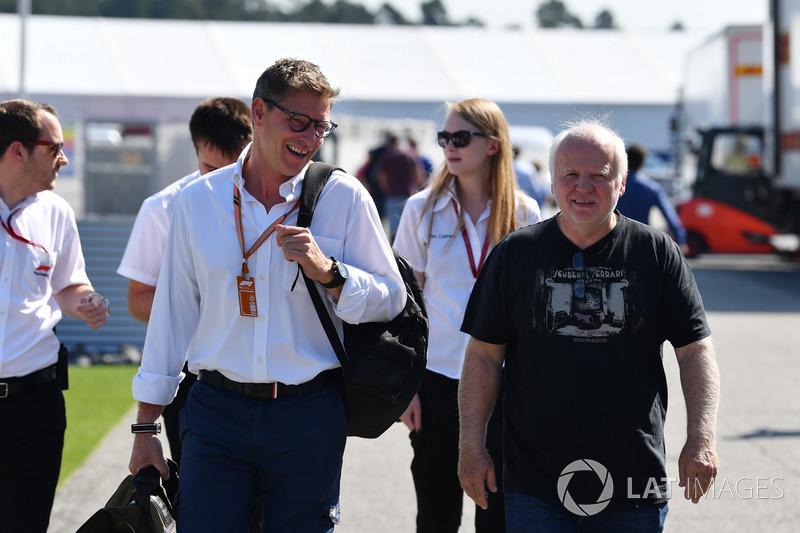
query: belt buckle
[{"left": 0, "top": 383, "right": 8, "bottom": 399}]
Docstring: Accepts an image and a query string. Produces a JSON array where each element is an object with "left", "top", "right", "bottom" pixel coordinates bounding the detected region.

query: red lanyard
[
  {"left": 452, "top": 199, "right": 489, "bottom": 279},
  {"left": 1, "top": 210, "right": 49, "bottom": 254},
  {"left": 234, "top": 183, "right": 299, "bottom": 278}
]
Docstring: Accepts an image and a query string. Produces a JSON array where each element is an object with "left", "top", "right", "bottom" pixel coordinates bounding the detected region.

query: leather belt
[
  {"left": 197, "top": 369, "right": 340, "bottom": 399},
  {"left": 0, "top": 364, "right": 58, "bottom": 399}
]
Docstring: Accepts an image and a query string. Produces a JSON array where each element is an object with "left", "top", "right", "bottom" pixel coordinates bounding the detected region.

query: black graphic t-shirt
[{"left": 462, "top": 214, "right": 710, "bottom": 511}]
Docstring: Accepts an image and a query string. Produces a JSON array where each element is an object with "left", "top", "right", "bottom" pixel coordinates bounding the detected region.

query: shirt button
[
  {"left": 256, "top": 357, "right": 263, "bottom": 364},
  {"left": 259, "top": 316, "right": 265, "bottom": 321},
  {"left": 260, "top": 274, "right": 265, "bottom": 280}
]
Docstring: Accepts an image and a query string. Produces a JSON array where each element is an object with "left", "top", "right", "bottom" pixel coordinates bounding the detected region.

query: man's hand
[
  {"left": 458, "top": 444, "right": 498, "bottom": 510},
  {"left": 275, "top": 225, "right": 332, "bottom": 280},
  {"left": 276, "top": 224, "right": 343, "bottom": 297},
  {"left": 129, "top": 433, "right": 170, "bottom": 480},
  {"left": 76, "top": 292, "right": 109, "bottom": 329},
  {"left": 678, "top": 439, "right": 719, "bottom": 503}
]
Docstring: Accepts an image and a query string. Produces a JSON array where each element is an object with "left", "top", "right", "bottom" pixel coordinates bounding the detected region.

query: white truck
[{"left": 674, "top": 0, "right": 800, "bottom": 256}]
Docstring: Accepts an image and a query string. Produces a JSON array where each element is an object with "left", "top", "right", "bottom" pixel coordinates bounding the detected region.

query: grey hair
[{"left": 549, "top": 116, "right": 627, "bottom": 179}]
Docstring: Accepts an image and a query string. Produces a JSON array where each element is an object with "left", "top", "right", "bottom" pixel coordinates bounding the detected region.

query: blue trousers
[
  {"left": 505, "top": 493, "right": 668, "bottom": 533},
  {"left": 177, "top": 379, "right": 346, "bottom": 533}
]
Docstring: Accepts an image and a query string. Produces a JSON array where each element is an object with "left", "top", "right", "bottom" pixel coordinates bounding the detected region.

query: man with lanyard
[
  {"left": 458, "top": 120, "right": 719, "bottom": 531},
  {"left": 118, "top": 96, "right": 253, "bottom": 466},
  {"left": 128, "top": 58, "right": 405, "bottom": 531},
  {"left": 0, "top": 99, "right": 109, "bottom": 533}
]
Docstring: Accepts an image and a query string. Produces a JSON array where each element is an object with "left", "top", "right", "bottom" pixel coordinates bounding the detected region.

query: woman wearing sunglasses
[{"left": 393, "top": 98, "right": 541, "bottom": 532}]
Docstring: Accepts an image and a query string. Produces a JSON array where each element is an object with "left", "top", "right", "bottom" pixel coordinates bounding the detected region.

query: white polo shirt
[
  {"left": 0, "top": 192, "right": 90, "bottom": 378},
  {"left": 393, "top": 187, "right": 541, "bottom": 379},
  {"left": 132, "top": 145, "right": 406, "bottom": 406},
  {"left": 117, "top": 170, "right": 202, "bottom": 286}
]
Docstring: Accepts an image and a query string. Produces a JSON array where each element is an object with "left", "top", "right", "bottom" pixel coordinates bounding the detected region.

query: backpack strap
[
  {"left": 297, "top": 162, "right": 350, "bottom": 367},
  {"left": 297, "top": 162, "right": 341, "bottom": 228}
]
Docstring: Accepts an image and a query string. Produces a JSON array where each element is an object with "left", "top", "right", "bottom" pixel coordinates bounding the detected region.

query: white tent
[
  {"left": 0, "top": 15, "right": 712, "bottom": 213},
  {"left": 1, "top": 15, "right": 708, "bottom": 123}
]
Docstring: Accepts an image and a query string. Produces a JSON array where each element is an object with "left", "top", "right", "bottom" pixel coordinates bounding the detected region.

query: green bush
[{"left": 59, "top": 365, "right": 138, "bottom": 485}]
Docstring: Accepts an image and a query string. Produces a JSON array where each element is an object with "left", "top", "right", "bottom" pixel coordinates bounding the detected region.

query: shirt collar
[
  {"left": 432, "top": 184, "right": 493, "bottom": 222},
  {"left": 232, "top": 143, "right": 307, "bottom": 204},
  {"left": 0, "top": 192, "right": 39, "bottom": 216}
]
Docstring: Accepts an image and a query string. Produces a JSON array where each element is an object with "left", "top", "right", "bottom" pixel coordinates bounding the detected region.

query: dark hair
[
  {"left": 626, "top": 143, "right": 647, "bottom": 173},
  {"left": 189, "top": 97, "right": 253, "bottom": 159},
  {"left": 0, "top": 99, "right": 58, "bottom": 157},
  {"left": 252, "top": 58, "right": 340, "bottom": 105}
]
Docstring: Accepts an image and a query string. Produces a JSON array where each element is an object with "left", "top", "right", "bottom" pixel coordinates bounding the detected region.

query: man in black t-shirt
[{"left": 457, "top": 121, "right": 720, "bottom": 532}]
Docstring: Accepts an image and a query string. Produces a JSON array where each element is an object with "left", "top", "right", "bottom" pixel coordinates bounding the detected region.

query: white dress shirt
[
  {"left": 117, "top": 170, "right": 202, "bottom": 286},
  {"left": 393, "top": 187, "right": 540, "bottom": 379},
  {"left": 133, "top": 145, "right": 406, "bottom": 406},
  {"left": 0, "top": 192, "right": 90, "bottom": 378}
]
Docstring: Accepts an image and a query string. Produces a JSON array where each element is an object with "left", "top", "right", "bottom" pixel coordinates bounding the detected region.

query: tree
[
  {"left": 291, "top": 0, "right": 327, "bottom": 22},
  {"left": 330, "top": 0, "right": 374, "bottom": 23},
  {"left": 375, "top": 3, "right": 410, "bottom": 25},
  {"left": 536, "top": 0, "right": 582, "bottom": 29},
  {"left": 421, "top": 0, "right": 449, "bottom": 26},
  {"left": 593, "top": 9, "right": 616, "bottom": 29}
]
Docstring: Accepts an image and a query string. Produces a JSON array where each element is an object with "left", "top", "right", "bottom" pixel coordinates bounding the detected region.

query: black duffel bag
[{"left": 77, "top": 459, "right": 179, "bottom": 533}]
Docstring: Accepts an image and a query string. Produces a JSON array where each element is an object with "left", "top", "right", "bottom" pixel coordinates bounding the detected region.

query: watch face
[{"left": 336, "top": 261, "right": 349, "bottom": 281}]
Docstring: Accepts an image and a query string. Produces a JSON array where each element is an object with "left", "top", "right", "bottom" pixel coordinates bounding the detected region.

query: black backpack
[{"left": 297, "top": 162, "right": 428, "bottom": 439}]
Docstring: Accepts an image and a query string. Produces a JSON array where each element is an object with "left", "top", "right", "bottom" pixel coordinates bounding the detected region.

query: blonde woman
[{"left": 393, "top": 98, "right": 541, "bottom": 532}]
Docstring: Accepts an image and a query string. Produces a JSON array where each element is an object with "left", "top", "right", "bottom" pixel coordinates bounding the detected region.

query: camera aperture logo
[{"left": 558, "top": 459, "right": 614, "bottom": 516}]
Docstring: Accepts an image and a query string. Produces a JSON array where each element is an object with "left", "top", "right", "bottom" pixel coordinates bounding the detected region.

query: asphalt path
[{"left": 49, "top": 254, "right": 800, "bottom": 532}]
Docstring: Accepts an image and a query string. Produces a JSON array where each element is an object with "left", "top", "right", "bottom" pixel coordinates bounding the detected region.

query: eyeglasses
[
  {"left": 263, "top": 99, "right": 337, "bottom": 139},
  {"left": 35, "top": 140, "right": 65, "bottom": 159},
  {"left": 437, "top": 130, "right": 490, "bottom": 148},
  {"left": 572, "top": 252, "right": 585, "bottom": 299}
]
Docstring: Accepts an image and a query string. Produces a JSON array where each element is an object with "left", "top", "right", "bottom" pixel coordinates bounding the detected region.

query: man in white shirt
[
  {"left": 118, "top": 97, "right": 253, "bottom": 465},
  {"left": 128, "top": 58, "right": 406, "bottom": 531},
  {"left": 0, "top": 99, "right": 109, "bottom": 533}
]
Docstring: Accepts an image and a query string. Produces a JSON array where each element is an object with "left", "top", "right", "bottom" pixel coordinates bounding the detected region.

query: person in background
[
  {"left": 616, "top": 143, "right": 688, "bottom": 254},
  {"left": 512, "top": 144, "right": 549, "bottom": 208},
  {"left": 128, "top": 58, "right": 405, "bottom": 531},
  {"left": 117, "top": 96, "right": 253, "bottom": 465},
  {"left": 378, "top": 131, "right": 423, "bottom": 239},
  {"left": 407, "top": 136, "right": 434, "bottom": 182},
  {"left": 361, "top": 129, "right": 395, "bottom": 219},
  {"left": 393, "top": 98, "right": 541, "bottom": 533},
  {"left": 0, "top": 99, "right": 109, "bottom": 533},
  {"left": 458, "top": 120, "right": 719, "bottom": 532}
]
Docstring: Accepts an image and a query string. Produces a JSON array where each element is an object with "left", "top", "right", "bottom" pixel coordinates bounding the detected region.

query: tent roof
[{"left": 0, "top": 15, "right": 709, "bottom": 106}]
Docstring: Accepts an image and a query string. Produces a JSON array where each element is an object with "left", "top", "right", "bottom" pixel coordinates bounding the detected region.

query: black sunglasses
[
  {"left": 573, "top": 252, "right": 585, "bottom": 299},
  {"left": 35, "top": 139, "right": 65, "bottom": 159},
  {"left": 437, "top": 130, "right": 490, "bottom": 148},
  {"left": 264, "top": 99, "right": 337, "bottom": 139}
]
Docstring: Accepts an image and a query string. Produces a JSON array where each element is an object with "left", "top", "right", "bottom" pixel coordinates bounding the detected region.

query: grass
[{"left": 59, "top": 364, "right": 138, "bottom": 486}]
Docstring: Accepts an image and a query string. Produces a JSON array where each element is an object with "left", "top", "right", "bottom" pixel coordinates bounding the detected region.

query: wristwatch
[
  {"left": 131, "top": 423, "right": 161, "bottom": 434},
  {"left": 320, "top": 257, "right": 349, "bottom": 289}
]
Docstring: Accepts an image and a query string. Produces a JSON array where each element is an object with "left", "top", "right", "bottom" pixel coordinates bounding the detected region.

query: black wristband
[{"left": 131, "top": 422, "right": 161, "bottom": 434}]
